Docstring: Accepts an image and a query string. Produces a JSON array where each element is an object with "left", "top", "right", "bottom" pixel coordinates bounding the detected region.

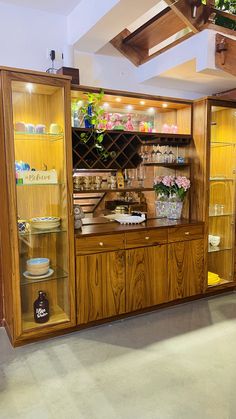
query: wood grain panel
[
  {"left": 76, "top": 251, "right": 125, "bottom": 324},
  {"left": 125, "top": 228, "right": 167, "bottom": 249},
  {"left": 126, "top": 244, "right": 168, "bottom": 311},
  {"left": 124, "top": 8, "right": 186, "bottom": 51},
  {"left": 168, "top": 224, "right": 204, "bottom": 243},
  {"left": 215, "top": 34, "right": 236, "bottom": 77},
  {"left": 168, "top": 239, "right": 205, "bottom": 300},
  {"left": 76, "top": 234, "right": 125, "bottom": 255},
  {"left": 191, "top": 99, "right": 209, "bottom": 222},
  {"left": 102, "top": 251, "right": 125, "bottom": 318}
]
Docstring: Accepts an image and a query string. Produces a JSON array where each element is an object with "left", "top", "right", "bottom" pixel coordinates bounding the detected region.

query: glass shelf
[
  {"left": 210, "top": 178, "right": 234, "bottom": 182},
  {"left": 208, "top": 246, "right": 232, "bottom": 253},
  {"left": 211, "top": 141, "right": 236, "bottom": 147},
  {"left": 208, "top": 279, "right": 233, "bottom": 288},
  {"left": 14, "top": 131, "right": 64, "bottom": 142},
  {"left": 19, "top": 228, "right": 67, "bottom": 237},
  {"left": 21, "top": 266, "right": 68, "bottom": 286},
  {"left": 16, "top": 182, "right": 64, "bottom": 187},
  {"left": 209, "top": 213, "right": 234, "bottom": 217}
]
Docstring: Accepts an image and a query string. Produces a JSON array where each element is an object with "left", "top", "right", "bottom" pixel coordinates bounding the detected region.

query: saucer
[{"left": 23, "top": 268, "right": 54, "bottom": 280}]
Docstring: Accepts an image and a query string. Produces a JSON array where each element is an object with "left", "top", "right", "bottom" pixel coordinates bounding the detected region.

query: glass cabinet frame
[
  {"left": 1, "top": 70, "right": 75, "bottom": 343},
  {"left": 206, "top": 98, "right": 236, "bottom": 289}
]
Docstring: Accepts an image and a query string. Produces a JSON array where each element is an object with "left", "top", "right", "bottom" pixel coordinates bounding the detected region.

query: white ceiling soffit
[
  {"left": 136, "top": 29, "right": 236, "bottom": 95},
  {"left": 127, "top": 0, "right": 168, "bottom": 33},
  {"left": 0, "top": 0, "right": 82, "bottom": 15},
  {"left": 68, "top": 0, "right": 161, "bottom": 52}
]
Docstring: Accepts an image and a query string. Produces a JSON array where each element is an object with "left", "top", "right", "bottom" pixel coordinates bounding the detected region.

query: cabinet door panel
[
  {"left": 102, "top": 250, "right": 125, "bottom": 318},
  {"left": 77, "top": 251, "right": 125, "bottom": 324},
  {"left": 126, "top": 245, "right": 168, "bottom": 312},
  {"left": 168, "top": 239, "right": 205, "bottom": 300},
  {"left": 77, "top": 254, "right": 103, "bottom": 324}
]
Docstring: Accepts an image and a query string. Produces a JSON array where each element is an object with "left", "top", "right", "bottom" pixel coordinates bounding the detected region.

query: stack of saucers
[
  {"left": 30, "top": 216, "right": 60, "bottom": 230},
  {"left": 23, "top": 258, "right": 54, "bottom": 280}
]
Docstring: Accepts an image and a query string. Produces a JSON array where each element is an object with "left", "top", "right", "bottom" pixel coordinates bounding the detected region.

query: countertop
[{"left": 75, "top": 217, "right": 204, "bottom": 237}]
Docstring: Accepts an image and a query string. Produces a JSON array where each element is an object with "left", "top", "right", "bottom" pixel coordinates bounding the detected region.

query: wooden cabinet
[
  {"left": 77, "top": 250, "right": 125, "bottom": 324},
  {"left": 126, "top": 244, "right": 168, "bottom": 311},
  {"left": 168, "top": 239, "right": 205, "bottom": 300},
  {"left": 76, "top": 224, "right": 205, "bottom": 325}
]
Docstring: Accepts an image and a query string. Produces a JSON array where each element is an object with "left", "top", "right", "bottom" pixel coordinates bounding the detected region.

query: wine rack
[{"left": 72, "top": 128, "right": 192, "bottom": 170}]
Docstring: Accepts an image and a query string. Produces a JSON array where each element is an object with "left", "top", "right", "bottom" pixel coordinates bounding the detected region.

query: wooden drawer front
[
  {"left": 76, "top": 234, "right": 124, "bottom": 255},
  {"left": 168, "top": 224, "right": 204, "bottom": 243},
  {"left": 125, "top": 229, "right": 167, "bottom": 249}
]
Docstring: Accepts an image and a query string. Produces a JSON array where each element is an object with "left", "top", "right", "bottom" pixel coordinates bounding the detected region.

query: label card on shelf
[{"left": 16, "top": 170, "right": 58, "bottom": 185}]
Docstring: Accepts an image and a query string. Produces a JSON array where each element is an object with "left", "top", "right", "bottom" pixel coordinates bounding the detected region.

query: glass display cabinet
[
  {"left": 208, "top": 103, "right": 236, "bottom": 287},
  {"left": 1, "top": 70, "right": 75, "bottom": 344}
]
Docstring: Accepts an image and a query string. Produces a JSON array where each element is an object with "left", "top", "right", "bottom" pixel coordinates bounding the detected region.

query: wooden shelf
[
  {"left": 143, "top": 162, "right": 190, "bottom": 167},
  {"left": 22, "top": 305, "right": 70, "bottom": 332},
  {"left": 73, "top": 187, "right": 154, "bottom": 194},
  {"left": 72, "top": 127, "right": 191, "bottom": 170}
]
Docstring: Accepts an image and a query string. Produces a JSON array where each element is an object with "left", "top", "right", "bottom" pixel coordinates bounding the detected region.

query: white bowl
[{"left": 26, "top": 258, "right": 50, "bottom": 275}]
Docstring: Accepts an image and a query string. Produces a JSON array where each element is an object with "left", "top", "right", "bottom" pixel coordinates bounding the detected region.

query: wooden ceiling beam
[
  {"left": 165, "top": 0, "right": 213, "bottom": 31},
  {"left": 110, "top": 29, "right": 148, "bottom": 67},
  {"left": 123, "top": 7, "right": 186, "bottom": 50}
]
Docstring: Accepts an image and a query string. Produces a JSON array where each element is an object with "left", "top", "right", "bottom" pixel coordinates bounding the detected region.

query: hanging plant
[{"left": 78, "top": 90, "right": 116, "bottom": 161}]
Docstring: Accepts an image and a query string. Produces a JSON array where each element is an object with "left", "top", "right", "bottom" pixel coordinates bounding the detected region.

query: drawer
[
  {"left": 125, "top": 228, "right": 168, "bottom": 249},
  {"left": 76, "top": 233, "right": 125, "bottom": 255},
  {"left": 168, "top": 224, "right": 204, "bottom": 243}
]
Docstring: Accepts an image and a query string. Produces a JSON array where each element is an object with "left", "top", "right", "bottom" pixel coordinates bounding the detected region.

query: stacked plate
[
  {"left": 23, "top": 257, "right": 54, "bottom": 280},
  {"left": 30, "top": 216, "right": 60, "bottom": 230}
]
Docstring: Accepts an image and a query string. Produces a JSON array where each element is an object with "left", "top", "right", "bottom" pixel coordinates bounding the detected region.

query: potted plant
[
  {"left": 77, "top": 90, "right": 115, "bottom": 161},
  {"left": 153, "top": 175, "right": 190, "bottom": 219}
]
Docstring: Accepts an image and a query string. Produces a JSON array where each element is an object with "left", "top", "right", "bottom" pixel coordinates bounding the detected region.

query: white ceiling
[{"left": 0, "top": 0, "right": 82, "bottom": 15}]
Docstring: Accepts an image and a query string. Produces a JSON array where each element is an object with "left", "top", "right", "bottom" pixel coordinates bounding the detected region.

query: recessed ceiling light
[
  {"left": 140, "top": 100, "right": 145, "bottom": 105},
  {"left": 126, "top": 105, "right": 133, "bottom": 111},
  {"left": 162, "top": 103, "right": 168, "bottom": 108},
  {"left": 115, "top": 97, "right": 121, "bottom": 102},
  {"left": 103, "top": 102, "right": 109, "bottom": 108},
  {"left": 148, "top": 107, "right": 155, "bottom": 114}
]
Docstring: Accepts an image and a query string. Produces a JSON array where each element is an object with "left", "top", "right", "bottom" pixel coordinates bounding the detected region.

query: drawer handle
[
  {"left": 145, "top": 236, "right": 150, "bottom": 240},
  {"left": 99, "top": 242, "right": 104, "bottom": 246},
  {"left": 185, "top": 232, "right": 190, "bottom": 235}
]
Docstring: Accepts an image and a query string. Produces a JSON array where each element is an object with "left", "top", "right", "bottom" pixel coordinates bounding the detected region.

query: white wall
[
  {"left": 74, "top": 50, "right": 200, "bottom": 99},
  {"left": 0, "top": 1, "right": 68, "bottom": 71}
]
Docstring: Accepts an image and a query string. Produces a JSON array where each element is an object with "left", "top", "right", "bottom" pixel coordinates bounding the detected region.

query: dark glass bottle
[{"left": 33, "top": 291, "right": 50, "bottom": 324}]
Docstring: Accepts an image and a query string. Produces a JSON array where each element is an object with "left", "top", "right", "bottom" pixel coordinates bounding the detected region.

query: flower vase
[
  {"left": 85, "top": 104, "right": 93, "bottom": 128},
  {"left": 155, "top": 195, "right": 168, "bottom": 218},
  {"left": 167, "top": 195, "right": 183, "bottom": 219}
]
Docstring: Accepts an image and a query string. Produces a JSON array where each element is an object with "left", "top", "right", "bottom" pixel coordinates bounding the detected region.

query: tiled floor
[{"left": 1, "top": 293, "right": 236, "bottom": 419}]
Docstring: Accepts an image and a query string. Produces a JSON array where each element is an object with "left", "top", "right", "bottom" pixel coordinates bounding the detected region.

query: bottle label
[{"left": 35, "top": 307, "right": 48, "bottom": 319}]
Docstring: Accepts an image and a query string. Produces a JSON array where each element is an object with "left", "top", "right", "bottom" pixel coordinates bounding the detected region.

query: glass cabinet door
[
  {"left": 208, "top": 104, "right": 236, "bottom": 287},
  {"left": 10, "top": 78, "right": 74, "bottom": 333}
]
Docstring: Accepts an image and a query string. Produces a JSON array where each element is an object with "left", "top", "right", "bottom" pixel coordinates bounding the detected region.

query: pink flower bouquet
[{"left": 154, "top": 175, "right": 190, "bottom": 201}]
